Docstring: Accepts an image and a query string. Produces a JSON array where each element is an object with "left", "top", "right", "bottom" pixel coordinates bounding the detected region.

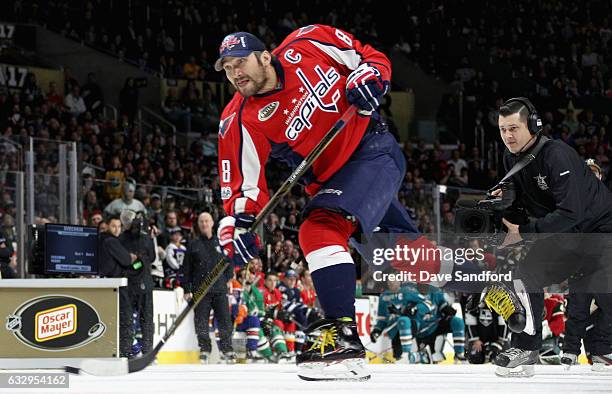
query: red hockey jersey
[
  {"left": 544, "top": 294, "right": 566, "bottom": 337},
  {"left": 218, "top": 24, "right": 392, "bottom": 216},
  {"left": 263, "top": 287, "right": 283, "bottom": 310}
]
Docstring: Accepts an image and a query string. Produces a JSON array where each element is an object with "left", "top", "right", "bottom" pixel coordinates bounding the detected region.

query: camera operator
[
  {"left": 98, "top": 216, "right": 140, "bottom": 357},
  {"left": 119, "top": 209, "right": 156, "bottom": 355},
  {"left": 182, "top": 211, "right": 235, "bottom": 363},
  {"left": 485, "top": 97, "right": 612, "bottom": 377}
]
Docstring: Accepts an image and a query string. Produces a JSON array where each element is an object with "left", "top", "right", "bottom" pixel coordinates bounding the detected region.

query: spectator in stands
[
  {"left": 82, "top": 72, "right": 104, "bottom": 115},
  {"left": 119, "top": 78, "right": 139, "bottom": 121},
  {"left": 104, "top": 156, "right": 126, "bottom": 201},
  {"left": 448, "top": 150, "right": 468, "bottom": 178},
  {"left": 200, "top": 85, "right": 220, "bottom": 133},
  {"left": 104, "top": 178, "right": 146, "bottom": 218},
  {"left": 147, "top": 193, "right": 165, "bottom": 231},
  {"left": 0, "top": 229, "right": 16, "bottom": 279},
  {"left": 89, "top": 211, "right": 104, "bottom": 227},
  {"left": 165, "top": 56, "right": 182, "bottom": 79},
  {"left": 161, "top": 88, "right": 191, "bottom": 132},
  {"left": 64, "top": 85, "right": 87, "bottom": 117},
  {"left": 157, "top": 209, "right": 179, "bottom": 248},
  {"left": 183, "top": 56, "right": 201, "bottom": 79},
  {"left": 21, "top": 73, "right": 44, "bottom": 106}
]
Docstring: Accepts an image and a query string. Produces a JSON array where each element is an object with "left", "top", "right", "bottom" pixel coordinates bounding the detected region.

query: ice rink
[{"left": 4, "top": 364, "right": 612, "bottom": 394}]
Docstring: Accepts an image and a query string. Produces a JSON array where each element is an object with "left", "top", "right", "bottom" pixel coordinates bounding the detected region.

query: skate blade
[
  {"left": 298, "top": 358, "right": 371, "bottom": 382},
  {"left": 495, "top": 364, "right": 535, "bottom": 378},
  {"left": 592, "top": 363, "right": 612, "bottom": 372}
]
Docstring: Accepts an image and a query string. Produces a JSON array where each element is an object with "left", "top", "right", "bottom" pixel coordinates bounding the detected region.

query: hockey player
[
  {"left": 406, "top": 286, "right": 466, "bottom": 364},
  {"left": 300, "top": 270, "right": 317, "bottom": 308},
  {"left": 230, "top": 269, "right": 278, "bottom": 362},
  {"left": 213, "top": 24, "right": 471, "bottom": 381},
  {"left": 485, "top": 98, "right": 612, "bottom": 377},
  {"left": 370, "top": 280, "right": 422, "bottom": 363},
  {"left": 465, "top": 303, "right": 509, "bottom": 364},
  {"left": 262, "top": 273, "right": 293, "bottom": 358},
  {"left": 277, "top": 270, "right": 308, "bottom": 353},
  {"left": 539, "top": 293, "right": 565, "bottom": 365}
]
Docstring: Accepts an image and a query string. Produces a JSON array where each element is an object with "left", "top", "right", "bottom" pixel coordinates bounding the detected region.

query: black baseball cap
[{"left": 214, "top": 32, "right": 266, "bottom": 72}]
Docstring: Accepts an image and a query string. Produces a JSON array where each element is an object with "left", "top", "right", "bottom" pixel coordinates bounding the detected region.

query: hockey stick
[{"left": 66, "top": 105, "right": 359, "bottom": 375}]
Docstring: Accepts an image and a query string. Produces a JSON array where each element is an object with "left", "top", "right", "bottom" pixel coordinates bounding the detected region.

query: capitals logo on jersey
[{"left": 284, "top": 65, "right": 341, "bottom": 140}]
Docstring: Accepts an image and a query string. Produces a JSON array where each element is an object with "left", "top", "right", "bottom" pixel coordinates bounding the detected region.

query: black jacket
[
  {"left": 99, "top": 232, "right": 132, "bottom": 277},
  {"left": 503, "top": 137, "right": 612, "bottom": 233},
  {"left": 119, "top": 230, "right": 155, "bottom": 293},
  {"left": 182, "top": 234, "right": 232, "bottom": 294},
  {"left": 0, "top": 231, "right": 13, "bottom": 265}
]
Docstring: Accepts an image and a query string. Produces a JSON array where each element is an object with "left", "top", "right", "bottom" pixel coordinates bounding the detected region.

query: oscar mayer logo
[
  {"left": 35, "top": 304, "right": 77, "bottom": 342},
  {"left": 5, "top": 295, "right": 106, "bottom": 351}
]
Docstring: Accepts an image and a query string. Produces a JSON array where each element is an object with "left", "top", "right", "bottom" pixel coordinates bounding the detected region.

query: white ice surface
[{"left": 4, "top": 364, "right": 612, "bottom": 394}]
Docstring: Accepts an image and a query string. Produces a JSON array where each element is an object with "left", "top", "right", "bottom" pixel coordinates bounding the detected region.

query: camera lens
[{"left": 461, "top": 211, "right": 488, "bottom": 233}]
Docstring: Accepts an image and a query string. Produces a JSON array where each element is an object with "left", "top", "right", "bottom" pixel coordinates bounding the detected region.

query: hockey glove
[
  {"left": 370, "top": 327, "right": 382, "bottom": 343},
  {"left": 440, "top": 304, "right": 457, "bottom": 321},
  {"left": 387, "top": 304, "right": 402, "bottom": 316},
  {"left": 346, "top": 63, "right": 389, "bottom": 114},
  {"left": 218, "top": 214, "right": 262, "bottom": 266},
  {"left": 402, "top": 302, "right": 418, "bottom": 317},
  {"left": 277, "top": 309, "right": 292, "bottom": 323},
  {"left": 485, "top": 341, "right": 504, "bottom": 362},
  {"left": 264, "top": 306, "right": 279, "bottom": 320}
]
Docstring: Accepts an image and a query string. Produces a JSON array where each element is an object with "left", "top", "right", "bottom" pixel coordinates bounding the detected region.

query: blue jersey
[{"left": 376, "top": 285, "right": 452, "bottom": 338}]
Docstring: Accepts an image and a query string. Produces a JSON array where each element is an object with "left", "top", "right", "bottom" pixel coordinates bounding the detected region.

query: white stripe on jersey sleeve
[
  {"left": 234, "top": 197, "right": 248, "bottom": 214},
  {"left": 310, "top": 41, "right": 361, "bottom": 70},
  {"left": 237, "top": 125, "right": 261, "bottom": 213}
]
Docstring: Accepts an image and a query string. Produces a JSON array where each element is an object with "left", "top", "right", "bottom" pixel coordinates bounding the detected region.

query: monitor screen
[{"left": 44, "top": 224, "right": 99, "bottom": 275}]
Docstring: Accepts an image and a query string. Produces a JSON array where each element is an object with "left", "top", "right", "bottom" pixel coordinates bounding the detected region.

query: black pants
[
  {"left": 564, "top": 271, "right": 612, "bottom": 356},
  {"left": 512, "top": 234, "right": 612, "bottom": 351},
  {"left": 119, "top": 287, "right": 134, "bottom": 356},
  {"left": 132, "top": 290, "right": 154, "bottom": 353},
  {"left": 194, "top": 293, "right": 233, "bottom": 353}
]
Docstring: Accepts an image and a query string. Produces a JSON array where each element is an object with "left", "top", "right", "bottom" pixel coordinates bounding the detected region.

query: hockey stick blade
[
  {"left": 115, "top": 106, "right": 358, "bottom": 374},
  {"left": 64, "top": 358, "right": 129, "bottom": 376}
]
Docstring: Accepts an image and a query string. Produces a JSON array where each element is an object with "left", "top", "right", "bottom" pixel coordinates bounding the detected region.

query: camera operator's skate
[
  {"left": 494, "top": 348, "right": 538, "bottom": 377},
  {"left": 296, "top": 318, "right": 370, "bottom": 381},
  {"left": 484, "top": 281, "right": 531, "bottom": 334}
]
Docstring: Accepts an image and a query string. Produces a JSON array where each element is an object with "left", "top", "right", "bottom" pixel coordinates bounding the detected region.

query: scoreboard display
[{"left": 44, "top": 224, "right": 99, "bottom": 275}]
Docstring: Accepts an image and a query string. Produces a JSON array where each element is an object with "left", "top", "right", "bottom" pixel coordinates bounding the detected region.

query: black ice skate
[
  {"left": 199, "top": 351, "right": 210, "bottom": 364},
  {"left": 560, "top": 353, "right": 577, "bottom": 371},
  {"left": 494, "top": 348, "right": 538, "bottom": 377},
  {"left": 220, "top": 351, "right": 237, "bottom": 364},
  {"left": 484, "top": 281, "right": 530, "bottom": 334},
  {"left": 296, "top": 318, "right": 370, "bottom": 381},
  {"left": 592, "top": 353, "right": 612, "bottom": 372}
]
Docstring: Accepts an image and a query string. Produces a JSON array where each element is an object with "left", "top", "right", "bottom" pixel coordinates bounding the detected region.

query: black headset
[{"left": 503, "top": 97, "right": 543, "bottom": 135}]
